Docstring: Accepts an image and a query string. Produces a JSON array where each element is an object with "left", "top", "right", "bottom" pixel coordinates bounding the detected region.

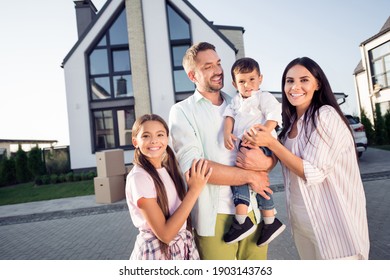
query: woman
[{"left": 243, "top": 57, "right": 370, "bottom": 260}]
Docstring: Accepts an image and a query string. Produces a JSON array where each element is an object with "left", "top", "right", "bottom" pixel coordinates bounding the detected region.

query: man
[{"left": 168, "top": 42, "right": 276, "bottom": 260}]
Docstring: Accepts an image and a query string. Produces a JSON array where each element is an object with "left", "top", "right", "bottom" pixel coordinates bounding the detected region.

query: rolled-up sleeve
[{"left": 300, "top": 106, "right": 351, "bottom": 186}]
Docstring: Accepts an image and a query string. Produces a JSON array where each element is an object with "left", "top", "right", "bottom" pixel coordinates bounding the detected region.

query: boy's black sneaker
[
  {"left": 256, "top": 218, "right": 286, "bottom": 247},
  {"left": 224, "top": 217, "right": 257, "bottom": 244}
]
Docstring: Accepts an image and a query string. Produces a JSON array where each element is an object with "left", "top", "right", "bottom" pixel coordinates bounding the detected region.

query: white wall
[
  {"left": 143, "top": 0, "right": 175, "bottom": 122},
  {"left": 64, "top": 0, "right": 124, "bottom": 170},
  {"left": 356, "top": 30, "right": 390, "bottom": 122}
]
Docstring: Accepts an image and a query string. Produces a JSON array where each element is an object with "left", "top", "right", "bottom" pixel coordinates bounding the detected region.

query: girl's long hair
[
  {"left": 131, "top": 114, "right": 189, "bottom": 258},
  {"left": 278, "top": 57, "right": 352, "bottom": 144}
]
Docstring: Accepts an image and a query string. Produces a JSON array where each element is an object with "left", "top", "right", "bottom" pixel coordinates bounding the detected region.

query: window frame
[
  {"left": 166, "top": 3, "right": 194, "bottom": 102},
  {"left": 86, "top": 4, "right": 135, "bottom": 153},
  {"left": 369, "top": 41, "right": 390, "bottom": 90}
]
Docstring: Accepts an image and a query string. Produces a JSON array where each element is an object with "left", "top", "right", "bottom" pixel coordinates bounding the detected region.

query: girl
[
  {"left": 126, "top": 114, "right": 212, "bottom": 260},
  {"left": 242, "top": 57, "right": 370, "bottom": 260}
]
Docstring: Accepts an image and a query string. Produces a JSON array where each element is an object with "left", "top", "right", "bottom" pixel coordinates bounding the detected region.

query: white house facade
[
  {"left": 354, "top": 16, "right": 390, "bottom": 122},
  {"left": 63, "top": 0, "right": 245, "bottom": 170}
]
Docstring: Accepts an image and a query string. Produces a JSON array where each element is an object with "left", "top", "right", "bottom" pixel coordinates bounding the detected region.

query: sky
[{"left": 0, "top": 0, "right": 389, "bottom": 146}]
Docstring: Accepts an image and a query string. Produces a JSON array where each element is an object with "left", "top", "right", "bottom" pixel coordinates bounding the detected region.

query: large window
[
  {"left": 167, "top": 3, "right": 194, "bottom": 102},
  {"left": 87, "top": 7, "right": 135, "bottom": 152},
  {"left": 369, "top": 41, "right": 390, "bottom": 90},
  {"left": 93, "top": 108, "right": 135, "bottom": 150}
]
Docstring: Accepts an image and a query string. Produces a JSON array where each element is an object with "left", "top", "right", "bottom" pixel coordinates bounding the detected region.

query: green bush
[
  {"left": 374, "top": 103, "right": 386, "bottom": 145},
  {"left": 0, "top": 157, "right": 16, "bottom": 187},
  {"left": 58, "top": 173, "right": 66, "bottom": 183},
  {"left": 28, "top": 147, "right": 45, "bottom": 177},
  {"left": 34, "top": 176, "right": 43, "bottom": 186},
  {"left": 65, "top": 172, "right": 74, "bottom": 182},
  {"left": 384, "top": 109, "right": 390, "bottom": 144},
  {"left": 41, "top": 175, "right": 51, "bottom": 185},
  {"left": 50, "top": 174, "right": 59, "bottom": 184},
  {"left": 87, "top": 171, "right": 96, "bottom": 180},
  {"left": 73, "top": 173, "right": 82, "bottom": 181},
  {"left": 360, "top": 108, "right": 375, "bottom": 145},
  {"left": 15, "top": 148, "right": 32, "bottom": 183}
]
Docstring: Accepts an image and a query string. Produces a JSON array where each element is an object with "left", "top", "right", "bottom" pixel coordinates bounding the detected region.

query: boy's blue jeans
[{"left": 232, "top": 145, "right": 274, "bottom": 210}]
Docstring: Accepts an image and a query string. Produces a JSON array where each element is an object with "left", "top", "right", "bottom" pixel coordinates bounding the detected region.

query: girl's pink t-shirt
[{"left": 125, "top": 165, "right": 185, "bottom": 231}]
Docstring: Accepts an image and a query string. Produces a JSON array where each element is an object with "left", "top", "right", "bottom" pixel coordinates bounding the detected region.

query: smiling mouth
[
  {"left": 290, "top": 93, "right": 304, "bottom": 98},
  {"left": 148, "top": 147, "right": 161, "bottom": 151}
]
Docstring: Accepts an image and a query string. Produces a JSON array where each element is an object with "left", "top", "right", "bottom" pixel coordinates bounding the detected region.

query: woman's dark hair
[
  {"left": 278, "top": 57, "right": 352, "bottom": 142},
  {"left": 132, "top": 114, "right": 189, "bottom": 258}
]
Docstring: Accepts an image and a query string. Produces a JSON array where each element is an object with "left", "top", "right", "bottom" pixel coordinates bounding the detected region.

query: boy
[{"left": 223, "top": 57, "right": 285, "bottom": 246}]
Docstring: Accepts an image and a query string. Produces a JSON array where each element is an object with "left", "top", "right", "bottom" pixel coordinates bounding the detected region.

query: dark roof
[
  {"left": 62, "top": 0, "right": 240, "bottom": 66},
  {"left": 360, "top": 16, "right": 390, "bottom": 46},
  {"left": 354, "top": 60, "right": 365, "bottom": 75}
]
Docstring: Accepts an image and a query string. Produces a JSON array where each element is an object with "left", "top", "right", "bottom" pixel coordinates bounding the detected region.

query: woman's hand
[
  {"left": 242, "top": 124, "right": 273, "bottom": 147},
  {"left": 185, "top": 159, "right": 212, "bottom": 193}
]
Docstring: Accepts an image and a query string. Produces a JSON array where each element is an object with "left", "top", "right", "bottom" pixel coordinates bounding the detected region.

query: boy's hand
[{"left": 224, "top": 133, "right": 237, "bottom": 150}]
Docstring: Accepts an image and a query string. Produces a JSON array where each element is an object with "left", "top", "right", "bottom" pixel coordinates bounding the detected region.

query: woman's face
[{"left": 284, "top": 64, "right": 319, "bottom": 116}]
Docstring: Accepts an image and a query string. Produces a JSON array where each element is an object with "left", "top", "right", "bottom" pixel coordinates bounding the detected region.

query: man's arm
[{"left": 185, "top": 160, "right": 273, "bottom": 200}]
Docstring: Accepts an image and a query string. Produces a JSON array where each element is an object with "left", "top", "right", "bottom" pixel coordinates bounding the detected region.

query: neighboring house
[
  {"left": 353, "top": 16, "right": 390, "bottom": 123},
  {"left": 62, "top": 0, "right": 245, "bottom": 171},
  {"left": 0, "top": 139, "right": 57, "bottom": 158}
]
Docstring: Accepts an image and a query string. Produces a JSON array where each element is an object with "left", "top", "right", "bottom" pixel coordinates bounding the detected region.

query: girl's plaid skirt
[{"left": 130, "top": 229, "right": 200, "bottom": 260}]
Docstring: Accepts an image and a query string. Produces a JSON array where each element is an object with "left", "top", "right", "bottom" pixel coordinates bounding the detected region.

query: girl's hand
[{"left": 185, "top": 159, "right": 212, "bottom": 193}]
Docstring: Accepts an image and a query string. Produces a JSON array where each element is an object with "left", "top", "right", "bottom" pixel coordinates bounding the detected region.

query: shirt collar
[{"left": 193, "top": 89, "right": 231, "bottom": 103}]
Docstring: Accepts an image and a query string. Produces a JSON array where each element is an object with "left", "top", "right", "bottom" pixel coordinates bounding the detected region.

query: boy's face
[{"left": 232, "top": 70, "right": 263, "bottom": 98}]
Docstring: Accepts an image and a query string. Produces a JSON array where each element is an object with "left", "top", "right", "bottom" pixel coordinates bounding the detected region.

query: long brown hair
[
  {"left": 279, "top": 57, "right": 353, "bottom": 144},
  {"left": 131, "top": 114, "right": 189, "bottom": 258}
]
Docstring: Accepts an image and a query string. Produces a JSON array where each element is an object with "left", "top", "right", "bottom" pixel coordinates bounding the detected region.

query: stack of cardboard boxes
[{"left": 94, "top": 149, "right": 126, "bottom": 204}]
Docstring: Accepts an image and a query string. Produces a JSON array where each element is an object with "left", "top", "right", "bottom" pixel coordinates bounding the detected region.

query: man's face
[{"left": 191, "top": 49, "right": 224, "bottom": 93}]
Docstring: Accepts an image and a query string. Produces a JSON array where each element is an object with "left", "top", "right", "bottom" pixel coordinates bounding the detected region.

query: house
[
  {"left": 353, "top": 16, "right": 390, "bottom": 123},
  {"left": 62, "top": 0, "right": 245, "bottom": 171},
  {"left": 0, "top": 139, "right": 57, "bottom": 159}
]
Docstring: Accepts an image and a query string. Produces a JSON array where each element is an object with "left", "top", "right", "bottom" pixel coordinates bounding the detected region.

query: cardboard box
[
  {"left": 96, "top": 149, "right": 126, "bottom": 177},
  {"left": 94, "top": 175, "right": 126, "bottom": 204}
]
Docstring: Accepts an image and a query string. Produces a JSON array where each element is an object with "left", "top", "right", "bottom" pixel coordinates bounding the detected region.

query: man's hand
[
  {"left": 236, "top": 146, "right": 274, "bottom": 171},
  {"left": 249, "top": 171, "right": 273, "bottom": 200}
]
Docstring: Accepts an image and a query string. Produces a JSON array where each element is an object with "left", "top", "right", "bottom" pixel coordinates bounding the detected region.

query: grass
[{"left": 0, "top": 180, "right": 94, "bottom": 206}]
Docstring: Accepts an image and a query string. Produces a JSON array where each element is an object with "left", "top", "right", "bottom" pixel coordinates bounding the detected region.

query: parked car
[{"left": 344, "top": 114, "right": 368, "bottom": 158}]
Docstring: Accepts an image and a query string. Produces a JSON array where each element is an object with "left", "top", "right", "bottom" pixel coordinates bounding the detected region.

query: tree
[
  {"left": 374, "top": 103, "right": 386, "bottom": 145},
  {"left": 360, "top": 108, "right": 375, "bottom": 145},
  {"left": 0, "top": 156, "right": 16, "bottom": 187},
  {"left": 15, "top": 146, "right": 32, "bottom": 183},
  {"left": 384, "top": 109, "right": 390, "bottom": 145},
  {"left": 28, "top": 147, "right": 46, "bottom": 178}
]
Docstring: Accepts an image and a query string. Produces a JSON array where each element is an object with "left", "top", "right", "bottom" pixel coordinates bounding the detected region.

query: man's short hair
[{"left": 182, "top": 42, "right": 216, "bottom": 73}]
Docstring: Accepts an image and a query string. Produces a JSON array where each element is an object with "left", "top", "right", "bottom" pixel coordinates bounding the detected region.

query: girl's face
[
  {"left": 233, "top": 70, "right": 263, "bottom": 98},
  {"left": 284, "top": 64, "right": 319, "bottom": 117},
  {"left": 132, "top": 120, "right": 168, "bottom": 168}
]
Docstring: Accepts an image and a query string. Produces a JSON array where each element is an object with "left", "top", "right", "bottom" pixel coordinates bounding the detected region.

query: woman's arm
[{"left": 243, "top": 124, "right": 305, "bottom": 178}]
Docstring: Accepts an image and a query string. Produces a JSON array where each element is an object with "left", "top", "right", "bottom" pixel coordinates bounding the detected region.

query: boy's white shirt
[{"left": 223, "top": 89, "right": 282, "bottom": 141}]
